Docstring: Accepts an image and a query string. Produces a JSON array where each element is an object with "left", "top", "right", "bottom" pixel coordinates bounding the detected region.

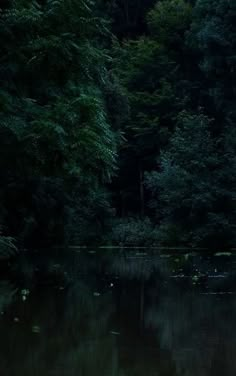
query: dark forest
[{"left": 1, "top": 0, "right": 236, "bottom": 254}]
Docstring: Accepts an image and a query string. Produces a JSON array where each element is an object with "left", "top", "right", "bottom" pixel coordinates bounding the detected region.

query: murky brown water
[{"left": 0, "top": 249, "right": 236, "bottom": 375}]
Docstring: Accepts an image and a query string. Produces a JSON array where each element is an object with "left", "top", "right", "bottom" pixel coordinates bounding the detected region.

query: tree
[
  {"left": 0, "top": 0, "right": 118, "bottom": 246},
  {"left": 187, "top": 0, "right": 236, "bottom": 128},
  {"left": 98, "top": 0, "right": 157, "bottom": 38},
  {"left": 111, "top": 0, "right": 193, "bottom": 217},
  {"left": 146, "top": 112, "right": 236, "bottom": 247}
]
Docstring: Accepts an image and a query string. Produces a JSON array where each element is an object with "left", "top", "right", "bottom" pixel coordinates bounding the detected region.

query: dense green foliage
[
  {"left": 0, "top": 0, "right": 236, "bottom": 250},
  {"left": 110, "top": 0, "right": 236, "bottom": 248},
  {"left": 0, "top": 0, "right": 118, "bottom": 247},
  {"left": 146, "top": 112, "right": 236, "bottom": 247}
]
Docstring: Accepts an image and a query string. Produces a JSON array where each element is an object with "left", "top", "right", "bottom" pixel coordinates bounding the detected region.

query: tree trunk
[{"left": 139, "top": 163, "right": 145, "bottom": 217}]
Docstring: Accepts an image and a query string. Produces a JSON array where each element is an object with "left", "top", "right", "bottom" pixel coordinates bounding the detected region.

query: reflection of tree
[
  {"left": 0, "top": 279, "right": 119, "bottom": 376},
  {"left": 0, "top": 250, "right": 175, "bottom": 376},
  {"left": 1, "top": 251, "right": 236, "bottom": 376},
  {"left": 109, "top": 250, "right": 163, "bottom": 329},
  {"left": 0, "top": 281, "right": 18, "bottom": 313},
  {"left": 110, "top": 251, "right": 236, "bottom": 376},
  {"left": 145, "top": 286, "right": 236, "bottom": 376},
  {"left": 108, "top": 251, "right": 177, "bottom": 375}
]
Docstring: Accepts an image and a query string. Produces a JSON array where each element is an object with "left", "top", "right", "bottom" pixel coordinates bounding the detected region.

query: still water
[{"left": 0, "top": 249, "right": 236, "bottom": 376}]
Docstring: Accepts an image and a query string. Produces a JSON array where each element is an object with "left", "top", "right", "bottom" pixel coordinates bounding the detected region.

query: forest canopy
[{"left": 0, "top": 0, "right": 236, "bottom": 251}]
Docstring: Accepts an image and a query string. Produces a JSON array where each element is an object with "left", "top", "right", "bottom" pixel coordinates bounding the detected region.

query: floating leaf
[
  {"left": 215, "top": 252, "right": 232, "bottom": 257},
  {"left": 110, "top": 331, "right": 120, "bottom": 336},
  {"left": 93, "top": 292, "right": 100, "bottom": 297},
  {"left": 32, "top": 325, "right": 41, "bottom": 333}
]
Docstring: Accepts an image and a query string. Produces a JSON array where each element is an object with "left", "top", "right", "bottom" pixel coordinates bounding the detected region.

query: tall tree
[
  {"left": 99, "top": 0, "right": 156, "bottom": 38},
  {"left": 187, "top": 0, "right": 236, "bottom": 128},
  {"left": 146, "top": 112, "right": 236, "bottom": 247},
  {"left": 111, "top": 0, "right": 193, "bottom": 216},
  {"left": 0, "top": 0, "right": 117, "bottom": 245}
]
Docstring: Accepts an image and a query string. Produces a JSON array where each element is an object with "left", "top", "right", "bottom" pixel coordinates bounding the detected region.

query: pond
[{"left": 0, "top": 249, "right": 236, "bottom": 375}]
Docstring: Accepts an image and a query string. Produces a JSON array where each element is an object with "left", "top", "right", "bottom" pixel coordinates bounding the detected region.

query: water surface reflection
[{"left": 0, "top": 249, "right": 236, "bottom": 375}]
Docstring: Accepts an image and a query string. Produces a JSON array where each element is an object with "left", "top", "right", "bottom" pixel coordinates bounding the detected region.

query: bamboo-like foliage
[{"left": 0, "top": 0, "right": 116, "bottom": 181}]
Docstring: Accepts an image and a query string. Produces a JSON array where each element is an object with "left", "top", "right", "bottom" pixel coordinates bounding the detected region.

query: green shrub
[{"left": 109, "top": 217, "right": 158, "bottom": 247}]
